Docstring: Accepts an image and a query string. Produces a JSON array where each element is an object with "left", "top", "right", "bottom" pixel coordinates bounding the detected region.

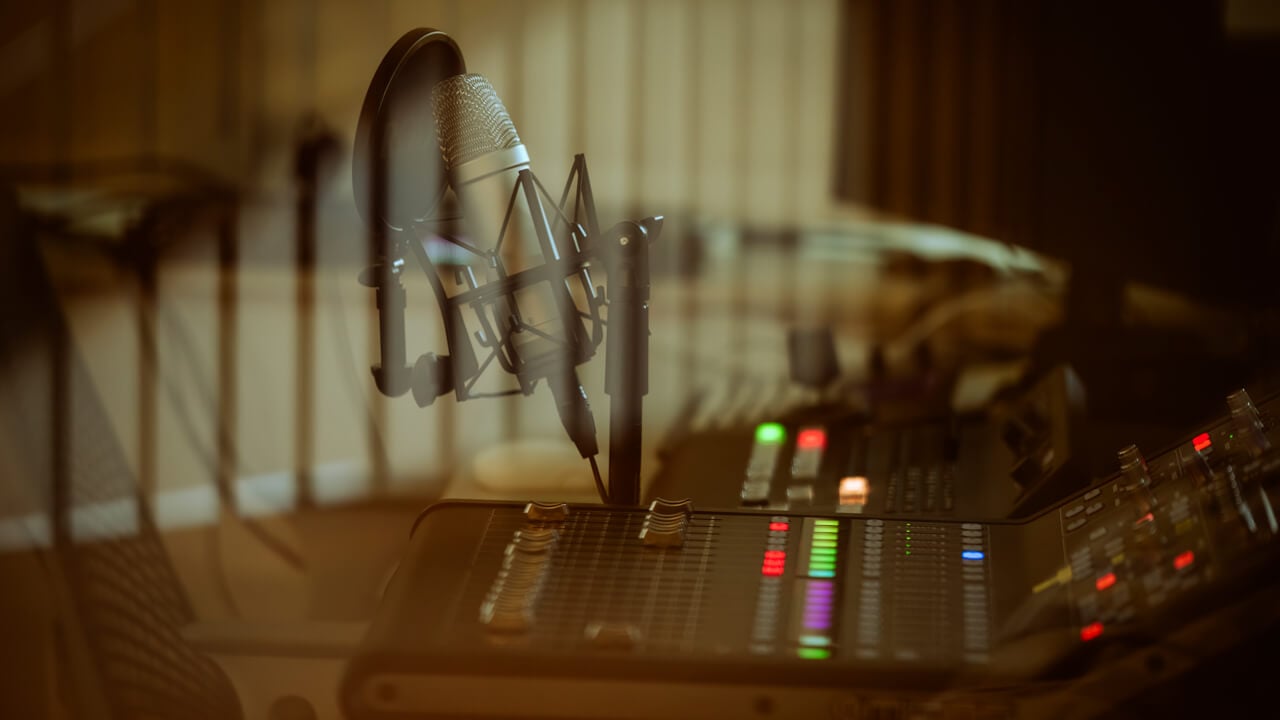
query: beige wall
[
  {"left": 1, "top": 0, "right": 841, "bottom": 226},
  {"left": 1, "top": 0, "right": 845, "bottom": 527}
]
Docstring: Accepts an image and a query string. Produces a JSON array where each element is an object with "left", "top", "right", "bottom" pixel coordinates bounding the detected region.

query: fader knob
[
  {"left": 1118, "top": 444, "right": 1157, "bottom": 519},
  {"left": 1227, "top": 389, "right": 1271, "bottom": 457},
  {"left": 1184, "top": 446, "right": 1215, "bottom": 491},
  {"left": 1118, "top": 445, "right": 1152, "bottom": 489}
]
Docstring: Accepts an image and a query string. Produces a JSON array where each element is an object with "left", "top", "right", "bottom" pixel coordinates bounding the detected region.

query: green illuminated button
[
  {"left": 799, "top": 635, "right": 831, "bottom": 647},
  {"left": 755, "top": 423, "right": 786, "bottom": 445},
  {"left": 812, "top": 540, "right": 837, "bottom": 549},
  {"left": 813, "top": 520, "right": 839, "bottom": 527},
  {"left": 798, "top": 648, "right": 831, "bottom": 660},
  {"left": 808, "top": 569, "right": 836, "bottom": 578},
  {"left": 809, "top": 548, "right": 837, "bottom": 557}
]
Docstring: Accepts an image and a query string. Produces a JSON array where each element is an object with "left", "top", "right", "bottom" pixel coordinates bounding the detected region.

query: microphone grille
[{"left": 431, "top": 73, "right": 522, "bottom": 169}]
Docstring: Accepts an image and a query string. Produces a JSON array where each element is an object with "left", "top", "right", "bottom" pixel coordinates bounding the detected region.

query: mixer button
[
  {"left": 649, "top": 498, "right": 694, "bottom": 516},
  {"left": 786, "top": 484, "right": 815, "bottom": 504},
  {"left": 1066, "top": 517, "right": 1088, "bottom": 533},
  {"left": 1085, "top": 502, "right": 1105, "bottom": 516},
  {"left": 741, "top": 483, "right": 771, "bottom": 504},
  {"left": 584, "top": 622, "right": 641, "bottom": 650},
  {"left": 480, "top": 603, "right": 533, "bottom": 632},
  {"left": 523, "top": 502, "right": 570, "bottom": 522},
  {"left": 639, "top": 525, "right": 685, "bottom": 547},
  {"left": 1084, "top": 488, "right": 1102, "bottom": 501},
  {"left": 1064, "top": 504, "right": 1085, "bottom": 518}
]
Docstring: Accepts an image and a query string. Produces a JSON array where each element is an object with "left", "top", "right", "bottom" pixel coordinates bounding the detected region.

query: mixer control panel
[{"left": 345, "top": 389, "right": 1280, "bottom": 719}]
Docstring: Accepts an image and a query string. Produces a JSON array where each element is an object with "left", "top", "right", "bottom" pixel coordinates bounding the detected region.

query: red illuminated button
[
  {"left": 1080, "top": 622, "right": 1104, "bottom": 642},
  {"left": 1174, "top": 550, "right": 1195, "bottom": 571},
  {"left": 769, "top": 522, "right": 790, "bottom": 532},
  {"left": 1095, "top": 573, "right": 1116, "bottom": 591},
  {"left": 1192, "top": 433, "right": 1212, "bottom": 453},
  {"left": 797, "top": 428, "right": 827, "bottom": 450},
  {"left": 764, "top": 550, "right": 786, "bottom": 560}
]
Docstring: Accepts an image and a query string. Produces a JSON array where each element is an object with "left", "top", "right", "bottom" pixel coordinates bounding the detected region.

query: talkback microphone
[{"left": 431, "top": 73, "right": 600, "bottom": 461}]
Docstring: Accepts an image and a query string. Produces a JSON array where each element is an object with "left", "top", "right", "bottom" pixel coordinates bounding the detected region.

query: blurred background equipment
[{"left": 0, "top": 0, "right": 1278, "bottom": 718}]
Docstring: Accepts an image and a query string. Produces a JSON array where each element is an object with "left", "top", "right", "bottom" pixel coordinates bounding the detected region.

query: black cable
[{"left": 589, "top": 455, "right": 609, "bottom": 504}]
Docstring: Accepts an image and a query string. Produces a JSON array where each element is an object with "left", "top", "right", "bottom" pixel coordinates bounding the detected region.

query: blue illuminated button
[{"left": 961, "top": 550, "right": 985, "bottom": 561}]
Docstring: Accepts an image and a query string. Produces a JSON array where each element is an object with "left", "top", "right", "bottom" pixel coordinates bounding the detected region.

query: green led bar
[
  {"left": 797, "top": 647, "right": 831, "bottom": 660},
  {"left": 755, "top": 422, "right": 786, "bottom": 445},
  {"left": 807, "top": 520, "right": 838, "bottom": 579}
]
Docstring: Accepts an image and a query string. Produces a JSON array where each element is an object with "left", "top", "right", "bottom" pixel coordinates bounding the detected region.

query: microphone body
[{"left": 432, "top": 73, "right": 599, "bottom": 459}]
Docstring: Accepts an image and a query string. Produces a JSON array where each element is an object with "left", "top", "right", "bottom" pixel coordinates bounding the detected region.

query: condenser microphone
[{"left": 431, "top": 73, "right": 600, "bottom": 461}]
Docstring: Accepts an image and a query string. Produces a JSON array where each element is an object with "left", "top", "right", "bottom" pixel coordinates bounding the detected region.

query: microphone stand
[{"left": 599, "top": 218, "right": 660, "bottom": 507}]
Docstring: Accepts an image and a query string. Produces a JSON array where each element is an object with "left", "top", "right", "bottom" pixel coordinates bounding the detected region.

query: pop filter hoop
[{"left": 352, "top": 28, "right": 465, "bottom": 232}]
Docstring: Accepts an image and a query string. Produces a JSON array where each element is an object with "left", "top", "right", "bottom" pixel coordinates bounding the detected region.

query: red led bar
[
  {"left": 761, "top": 561, "right": 785, "bottom": 577},
  {"left": 797, "top": 428, "right": 827, "bottom": 450},
  {"left": 1095, "top": 573, "right": 1116, "bottom": 591},
  {"left": 1174, "top": 550, "right": 1195, "bottom": 571},
  {"left": 768, "top": 522, "right": 789, "bottom": 532},
  {"left": 1080, "top": 622, "right": 1104, "bottom": 642},
  {"left": 1192, "top": 433, "right": 1212, "bottom": 453}
]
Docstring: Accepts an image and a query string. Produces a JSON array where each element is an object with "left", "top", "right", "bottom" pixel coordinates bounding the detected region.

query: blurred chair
[{"left": 0, "top": 190, "right": 243, "bottom": 720}]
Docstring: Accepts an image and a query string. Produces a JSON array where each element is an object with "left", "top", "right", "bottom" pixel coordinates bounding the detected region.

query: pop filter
[{"left": 353, "top": 28, "right": 465, "bottom": 232}]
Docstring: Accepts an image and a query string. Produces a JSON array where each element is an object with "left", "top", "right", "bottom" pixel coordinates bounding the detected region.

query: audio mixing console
[{"left": 343, "top": 389, "right": 1280, "bottom": 719}]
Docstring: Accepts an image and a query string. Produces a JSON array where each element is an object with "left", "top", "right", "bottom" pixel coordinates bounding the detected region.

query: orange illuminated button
[
  {"left": 839, "top": 476, "right": 869, "bottom": 506},
  {"left": 1095, "top": 572, "right": 1116, "bottom": 591}
]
